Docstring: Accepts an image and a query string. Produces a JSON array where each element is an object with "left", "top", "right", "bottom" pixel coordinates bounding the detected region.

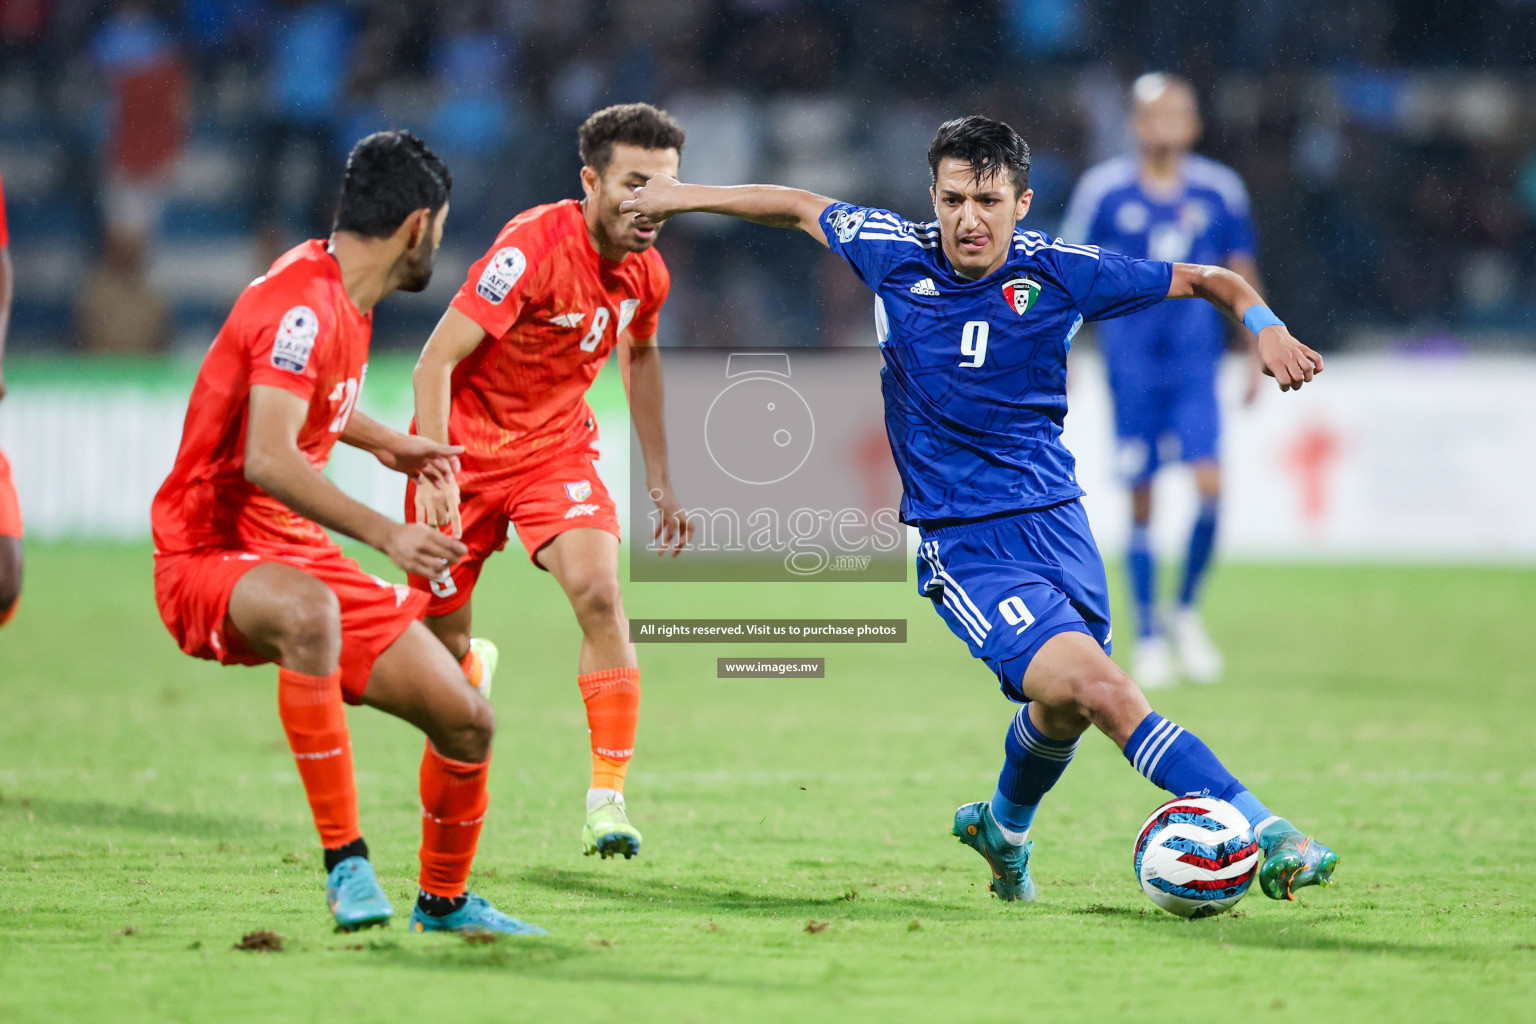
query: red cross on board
[{"left": 1282, "top": 421, "right": 1343, "bottom": 529}]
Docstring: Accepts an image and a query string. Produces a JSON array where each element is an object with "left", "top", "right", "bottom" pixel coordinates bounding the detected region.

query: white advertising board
[{"left": 1, "top": 352, "right": 1532, "bottom": 563}]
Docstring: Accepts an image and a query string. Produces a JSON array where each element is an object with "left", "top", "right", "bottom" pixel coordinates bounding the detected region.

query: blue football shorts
[
  {"left": 915, "top": 500, "right": 1112, "bottom": 703},
  {"left": 1108, "top": 374, "right": 1220, "bottom": 483}
]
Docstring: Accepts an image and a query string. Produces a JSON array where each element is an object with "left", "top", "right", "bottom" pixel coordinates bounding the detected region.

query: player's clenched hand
[
  {"left": 383, "top": 522, "right": 467, "bottom": 580},
  {"left": 1256, "top": 325, "right": 1324, "bottom": 392},
  {"left": 414, "top": 477, "right": 463, "bottom": 539},
  {"left": 649, "top": 482, "right": 693, "bottom": 557},
  {"left": 619, "top": 173, "right": 683, "bottom": 225}
]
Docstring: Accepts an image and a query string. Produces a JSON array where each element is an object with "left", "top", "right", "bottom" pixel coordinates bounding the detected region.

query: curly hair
[{"left": 578, "top": 103, "right": 685, "bottom": 173}]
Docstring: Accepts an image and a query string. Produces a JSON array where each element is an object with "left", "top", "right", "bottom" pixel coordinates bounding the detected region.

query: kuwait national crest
[
  {"left": 564, "top": 480, "right": 592, "bottom": 502},
  {"left": 1001, "top": 276, "right": 1041, "bottom": 316}
]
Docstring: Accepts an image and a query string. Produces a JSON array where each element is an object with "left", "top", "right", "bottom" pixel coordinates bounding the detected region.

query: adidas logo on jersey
[
  {"left": 564, "top": 503, "right": 600, "bottom": 519},
  {"left": 910, "top": 278, "right": 940, "bottom": 296},
  {"left": 548, "top": 312, "right": 586, "bottom": 328}
]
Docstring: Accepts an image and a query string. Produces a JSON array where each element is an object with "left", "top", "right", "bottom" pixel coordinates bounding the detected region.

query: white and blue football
[{"left": 1134, "top": 796, "right": 1259, "bottom": 918}]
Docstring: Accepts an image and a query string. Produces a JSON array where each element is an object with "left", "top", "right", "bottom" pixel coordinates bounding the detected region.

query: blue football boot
[
  {"left": 409, "top": 892, "right": 547, "bottom": 936},
  {"left": 326, "top": 856, "right": 393, "bottom": 931},
  {"left": 952, "top": 801, "right": 1036, "bottom": 902}
]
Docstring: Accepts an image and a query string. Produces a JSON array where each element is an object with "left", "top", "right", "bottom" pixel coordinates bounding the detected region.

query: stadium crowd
[{"left": 0, "top": 0, "right": 1533, "bottom": 351}]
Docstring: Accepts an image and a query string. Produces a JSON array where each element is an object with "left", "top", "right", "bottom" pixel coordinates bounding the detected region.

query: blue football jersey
[
  {"left": 1060, "top": 154, "right": 1253, "bottom": 372},
  {"left": 820, "top": 202, "right": 1172, "bottom": 524}
]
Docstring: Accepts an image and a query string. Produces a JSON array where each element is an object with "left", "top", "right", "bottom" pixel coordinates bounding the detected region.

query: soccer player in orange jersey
[
  {"left": 410, "top": 104, "right": 692, "bottom": 859},
  {"left": 0, "top": 168, "right": 20, "bottom": 628},
  {"left": 152, "top": 131, "right": 543, "bottom": 935}
]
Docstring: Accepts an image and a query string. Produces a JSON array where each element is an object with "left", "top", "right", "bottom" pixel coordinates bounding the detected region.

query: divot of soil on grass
[
  {"left": 462, "top": 933, "right": 499, "bottom": 946},
  {"left": 234, "top": 930, "right": 284, "bottom": 952},
  {"left": 805, "top": 920, "right": 831, "bottom": 934}
]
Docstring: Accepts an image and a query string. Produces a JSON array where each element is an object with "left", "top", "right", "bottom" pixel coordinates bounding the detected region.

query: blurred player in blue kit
[
  {"left": 622, "top": 115, "right": 1339, "bottom": 905},
  {"left": 1061, "top": 74, "right": 1264, "bottom": 687}
]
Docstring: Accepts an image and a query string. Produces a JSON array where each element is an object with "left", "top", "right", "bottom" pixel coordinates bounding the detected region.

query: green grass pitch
[{"left": 1, "top": 544, "right": 1533, "bottom": 1022}]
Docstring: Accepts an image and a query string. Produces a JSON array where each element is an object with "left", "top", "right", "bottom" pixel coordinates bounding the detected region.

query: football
[{"left": 1134, "top": 797, "right": 1260, "bottom": 918}]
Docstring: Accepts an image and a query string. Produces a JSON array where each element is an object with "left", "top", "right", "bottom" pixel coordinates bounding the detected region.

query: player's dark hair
[
  {"left": 332, "top": 130, "right": 452, "bottom": 239},
  {"left": 927, "top": 116, "right": 1031, "bottom": 195},
  {"left": 578, "top": 103, "right": 685, "bottom": 173}
]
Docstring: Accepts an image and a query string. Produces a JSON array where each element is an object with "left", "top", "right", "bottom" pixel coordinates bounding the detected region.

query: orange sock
[
  {"left": 277, "top": 667, "right": 360, "bottom": 850},
  {"left": 579, "top": 667, "right": 640, "bottom": 793},
  {"left": 418, "top": 743, "right": 489, "bottom": 898},
  {"left": 0, "top": 599, "right": 16, "bottom": 628},
  {"left": 458, "top": 648, "right": 483, "bottom": 690}
]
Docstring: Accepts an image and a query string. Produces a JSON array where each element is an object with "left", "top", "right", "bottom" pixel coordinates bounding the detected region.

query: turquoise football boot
[
  {"left": 1257, "top": 820, "right": 1340, "bottom": 900},
  {"left": 952, "top": 801, "right": 1036, "bottom": 902},
  {"left": 326, "top": 856, "right": 393, "bottom": 931},
  {"left": 408, "top": 893, "right": 547, "bottom": 936}
]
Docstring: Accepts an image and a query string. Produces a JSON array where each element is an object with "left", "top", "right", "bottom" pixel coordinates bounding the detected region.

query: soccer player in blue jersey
[
  {"left": 1061, "top": 73, "right": 1261, "bottom": 687},
  {"left": 621, "top": 115, "right": 1337, "bottom": 904}
]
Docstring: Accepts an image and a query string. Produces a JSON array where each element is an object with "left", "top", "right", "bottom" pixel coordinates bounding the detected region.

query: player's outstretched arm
[
  {"left": 1225, "top": 254, "right": 1266, "bottom": 405},
  {"left": 339, "top": 409, "right": 461, "bottom": 487},
  {"left": 245, "top": 385, "right": 467, "bottom": 578},
  {"left": 410, "top": 306, "right": 487, "bottom": 537},
  {"left": 621, "top": 336, "right": 692, "bottom": 557},
  {"left": 1168, "top": 263, "right": 1323, "bottom": 392},
  {"left": 620, "top": 175, "right": 836, "bottom": 247}
]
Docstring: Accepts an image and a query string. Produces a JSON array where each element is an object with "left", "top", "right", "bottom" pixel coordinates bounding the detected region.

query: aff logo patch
[
  {"left": 617, "top": 297, "right": 641, "bottom": 335},
  {"left": 831, "top": 208, "right": 867, "bottom": 243},
  {"left": 476, "top": 246, "right": 527, "bottom": 303},
  {"left": 272, "top": 305, "right": 319, "bottom": 372},
  {"left": 564, "top": 480, "right": 592, "bottom": 502},
  {"left": 1001, "top": 277, "right": 1042, "bottom": 316}
]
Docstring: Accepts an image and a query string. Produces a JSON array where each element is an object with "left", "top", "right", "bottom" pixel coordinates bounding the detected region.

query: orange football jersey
[
  {"left": 445, "top": 199, "right": 670, "bottom": 489},
  {"left": 152, "top": 240, "right": 372, "bottom": 555}
]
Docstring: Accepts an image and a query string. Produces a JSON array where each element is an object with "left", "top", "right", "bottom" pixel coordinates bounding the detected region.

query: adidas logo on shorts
[{"left": 564, "top": 504, "right": 600, "bottom": 519}]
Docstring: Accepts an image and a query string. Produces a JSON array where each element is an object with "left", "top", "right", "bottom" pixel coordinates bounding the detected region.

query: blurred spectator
[
  {"left": 90, "top": 0, "right": 189, "bottom": 248},
  {"left": 251, "top": 0, "right": 355, "bottom": 258},
  {"left": 1, "top": 0, "right": 1534, "bottom": 354},
  {"left": 74, "top": 230, "right": 170, "bottom": 354},
  {"left": 181, "top": 0, "right": 269, "bottom": 73},
  {"left": 429, "top": 4, "right": 519, "bottom": 222}
]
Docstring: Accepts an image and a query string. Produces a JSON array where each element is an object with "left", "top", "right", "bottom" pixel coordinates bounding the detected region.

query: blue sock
[
  {"left": 1178, "top": 499, "right": 1219, "bottom": 608},
  {"left": 1128, "top": 522, "right": 1157, "bottom": 637},
  {"left": 1123, "top": 712, "right": 1273, "bottom": 830},
  {"left": 990, "top": 704, "right": 1079, "bottom": 837}
]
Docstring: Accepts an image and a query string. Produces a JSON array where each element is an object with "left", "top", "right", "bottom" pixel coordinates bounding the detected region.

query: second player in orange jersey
[{"left": 411, "top": 104, "right": 693, "bottom": 859}]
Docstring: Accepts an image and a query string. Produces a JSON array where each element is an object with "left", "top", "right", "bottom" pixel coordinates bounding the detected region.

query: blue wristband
[{"left": 1243, "top": 304, "right": 1285, "bottom": 335}]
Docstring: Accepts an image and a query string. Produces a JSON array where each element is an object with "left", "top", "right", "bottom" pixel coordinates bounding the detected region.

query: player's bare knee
[
  {"left": 1070, "top": 662, "right": 1139, "bottom": 724},
  {"left": 437, "top": 695, "right": 494, "bottom": 763},
  {"left": 275, "top": 585, "right": 342, "bottom": 664},
  {"left": 569, "top": 574, "right": 623, "bottom": 630},
  {"left": 0, "top": 544, "right": 20, "bottom": 612}
]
